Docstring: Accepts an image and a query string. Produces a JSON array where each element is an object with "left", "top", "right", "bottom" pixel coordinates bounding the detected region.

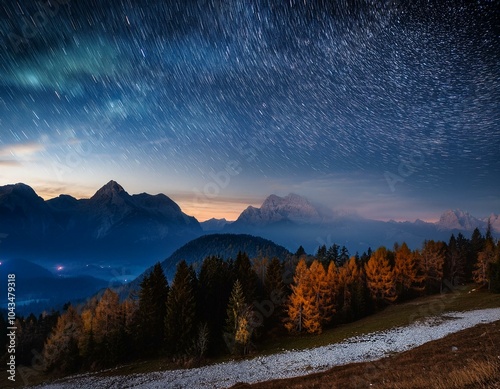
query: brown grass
[{"left": 232, "top": 320, "right": 500, "bottom": 389}]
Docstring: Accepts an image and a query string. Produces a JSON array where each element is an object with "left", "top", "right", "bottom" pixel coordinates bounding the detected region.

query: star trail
[{"left": 0, "top": 0, "right": 498, "bottom": 221}]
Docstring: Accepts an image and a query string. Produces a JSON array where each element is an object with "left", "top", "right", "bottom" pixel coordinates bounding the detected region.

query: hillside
[
  {"left": 17, "top": 288, "right": 500, "bottom": 389},
  {"left": 124, "top": 233, "right": 291, "bottom": 294}
]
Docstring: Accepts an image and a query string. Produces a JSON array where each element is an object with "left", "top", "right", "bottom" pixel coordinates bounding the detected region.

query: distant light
[
  {"left": 0, "top": 262, "right": 2, "bottom": 265},
  {"left": 57, "top": 266, "right": 64, "bottom": 271}
]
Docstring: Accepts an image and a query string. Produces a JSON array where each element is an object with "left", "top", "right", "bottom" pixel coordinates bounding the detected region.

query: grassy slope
[
  {"left": 5, "top": 286, "right": 500, "bottom": 388},
  {"left": 259, "top": 285, "right": 500, "bottom": 355},
  {"left": 233, "top": 319, "right": 500, "bottom": 389}
]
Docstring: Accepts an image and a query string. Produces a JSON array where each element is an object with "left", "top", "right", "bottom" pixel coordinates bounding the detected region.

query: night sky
[{"left": 0, "top": 0, "right": 498, "bottom": 221}]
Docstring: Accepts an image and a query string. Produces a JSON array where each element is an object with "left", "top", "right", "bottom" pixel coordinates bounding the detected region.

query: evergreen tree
[
  {"left": 339, "top": 245, "right": 350, "bottom": 266},
  {"left": 445, "top": 234, "right": 465, "bottom": 286},
  {"left": 316, "top": 245, "right": 327, "bottom": 265},
  {"left": 295, "top": 245, "right": 306, "bottom": 258},
  {"left": 165, "top": 260, "right": 197, "bottom": 356},
  {"left": 490, "top": 242, "right": 500, "bottom": 293},
  {"left": 263, "top": 257, "right": 286, "bottom": 330},
  {"left": 327, "top": 244, "right": 340, "bottom": 266},
  {"left": 467, "top": 228, "right": 485, "bottom": 282},
  {"left": 224, "top": 280, "right": 258, "bottom": 354},
  {"left": 198, "top": 256, "right": 232, "bottom": 355},
  {"left": 234, "top": 251, "right": 259, "bottom": 303},
  {"left": 138, "top": 263, "right": 169, "bottom": 356}
]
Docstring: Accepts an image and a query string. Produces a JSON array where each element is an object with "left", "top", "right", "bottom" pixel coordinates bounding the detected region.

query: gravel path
[{"left": 32, "top": 308, "right": 500, "bottom": 389}]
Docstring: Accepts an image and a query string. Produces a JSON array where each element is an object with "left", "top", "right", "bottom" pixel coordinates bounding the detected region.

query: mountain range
[
  {"left": 1, "top": 181, "right": 498, "bottom": 278},
  {"left": 0, "top": 181, "right": 202, "bottom": 280},
  {"left": 1, "top": 181, "right": 498, "bottom": 314}
]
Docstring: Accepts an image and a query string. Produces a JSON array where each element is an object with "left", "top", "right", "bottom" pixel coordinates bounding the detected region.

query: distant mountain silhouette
[
  {"left": 0, "top": 181, "right": 203, "bottom": 272},
  {"left": 224, "top": 194, "right": 499, "bottom": 254},
  {"left": 200, "top": 218, "right": 231, "bottom": 231}
]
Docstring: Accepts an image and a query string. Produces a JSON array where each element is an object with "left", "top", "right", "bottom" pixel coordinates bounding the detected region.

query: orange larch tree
[
  {"left": 365, "top": 247, "right": 396, "bottom": 306},
  {"left": 421, "top": 240, "right": 446, "bottom": 293},
  {"left": 285, "top": 259, "right": 321, "bottom": 334},
  {"left": 393, "top": 242, "right": 425, "bottom": 300}
]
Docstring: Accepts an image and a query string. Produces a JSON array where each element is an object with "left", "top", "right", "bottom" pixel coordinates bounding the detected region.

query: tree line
[{"left": 1, "top": 227, "right": 499, "bottom": 376}]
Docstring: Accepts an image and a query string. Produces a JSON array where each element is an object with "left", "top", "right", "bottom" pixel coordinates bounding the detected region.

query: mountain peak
[
  {"left": 91, "top": 180, "right": 127, "bottom": 200},
  {"left": 436, "top": 209, "right": 483, "bottom": 231},
  {"left": 236, "top": 193, "right": 326, "bottom": 225}
]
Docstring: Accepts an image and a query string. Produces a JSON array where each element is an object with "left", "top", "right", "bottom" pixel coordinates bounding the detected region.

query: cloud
[
  {"left": 0, "top": 160, "right": 22, "bottom": 167},
  {"left": 0, "top": 142, "right": 45, "bottom": 159}
]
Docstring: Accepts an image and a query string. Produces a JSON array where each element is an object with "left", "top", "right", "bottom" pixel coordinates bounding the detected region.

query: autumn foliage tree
[
  {"left": 393, "top": 242, "right": 424, "bottom": 300},
  {"left": 43, "top": 306, "right": 83, "bottom": 374},
  {"left": 473, "top": 238, "right": 498, "bottom": 289},
  {"left": 365, "top": 247, "right": 396, "bottom": 306},
  {"left": 285, "top": 259, "right": 316, "bottom": 334},
  {"left": 421, "top": 240, "right": 446, "bottom": 293},
  {"left": 308, "top": 260, "right": 335, "bottom": 327}
]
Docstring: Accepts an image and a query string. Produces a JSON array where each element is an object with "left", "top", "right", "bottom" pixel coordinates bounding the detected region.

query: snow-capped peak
[
  {"left": 435, "top": 209, "right": 483, "bottom": 231},
  {"left": 237, "top": 193, "right": 327, "bottom": 225}
]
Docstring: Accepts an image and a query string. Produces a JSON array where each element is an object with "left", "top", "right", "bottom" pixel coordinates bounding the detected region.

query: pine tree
[
  {"left": 165, "top": 260, "right": 197, "bottom": 356},
  {"left": 295, "top": 245, "right": 306, "bottom": 258},
  {"left": 224, "top": 280, "right": 253, "bottom": 354},
  {"left": 234, "top": 251, "right": 259, "bottom": 303},
  {"left": 446, "top": 234, "right": 466, "bottom": 286},
  {"left": 365, "top": 247, "right": 396, "bottom": 306},
  {"left": 138, "top": 263, "right": 169, "bottom": 356},
  {"left": 327, "top": 244, "right": 340, "bottom": 266},
  {"left": 198, "top": 256, "right": 232, "bottom": 355},
  {"left": 316, "top": 245, "right": 327, "bottom": 266},
  {"left": 263, "top": 257, "right": 286, "bottom": 330},
  {"left": 339, "top": 246, "right": 350, "bottom": 266},
  {"left": 467, "top": 228, "right": 485, "bottom": 282},
  {"left": 490, "top": 242, "right": 500, "bottom": 293}
]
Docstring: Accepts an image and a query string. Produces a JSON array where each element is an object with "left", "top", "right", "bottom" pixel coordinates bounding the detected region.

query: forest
[{"left": 1, "top": 227, "right": 499, "bottom": 378}]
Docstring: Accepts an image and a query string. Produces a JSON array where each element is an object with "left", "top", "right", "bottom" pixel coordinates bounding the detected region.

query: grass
[{"left": 3, "top": 285, "right": 499, "bottom": 388}]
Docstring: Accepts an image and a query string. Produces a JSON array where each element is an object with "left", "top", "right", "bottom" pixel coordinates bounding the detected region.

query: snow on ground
[{"left": 33, "top": 308, "right": 500, "bottom": 389}]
